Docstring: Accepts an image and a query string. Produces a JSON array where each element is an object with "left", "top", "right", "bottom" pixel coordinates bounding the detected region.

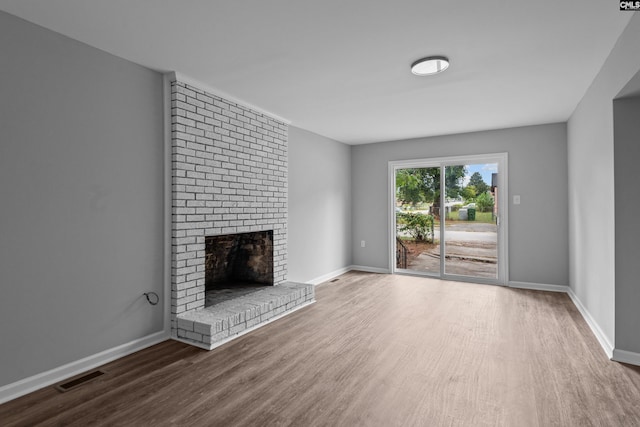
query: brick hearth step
[{"left": 175, "top": 282, "right": 315, "bottom": 350}]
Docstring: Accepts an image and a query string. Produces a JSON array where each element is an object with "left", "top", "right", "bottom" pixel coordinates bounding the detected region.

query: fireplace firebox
[{"left": 205, "top": 230, "right": 274, "bottom": 292}]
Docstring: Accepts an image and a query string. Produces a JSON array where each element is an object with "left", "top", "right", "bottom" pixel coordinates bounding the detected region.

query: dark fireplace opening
[{"left": 205, "top": 231, "right": 274, "bottom": 305}]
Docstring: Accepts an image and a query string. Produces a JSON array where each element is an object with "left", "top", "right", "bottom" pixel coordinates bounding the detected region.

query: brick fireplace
[{"left": 169, "top": 77, "right": 313, "bottom": 349}]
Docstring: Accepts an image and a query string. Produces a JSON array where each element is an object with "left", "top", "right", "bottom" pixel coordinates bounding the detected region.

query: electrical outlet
[
  {"left": 513, "top": 195, "right": 521, "bottom": 205},
  {"left": 361, "top": 240, "right": 366, "bottom": 248}
]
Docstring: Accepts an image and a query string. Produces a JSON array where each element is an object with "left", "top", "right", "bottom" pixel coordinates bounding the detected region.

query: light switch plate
[{"left": 513, "top": 195, "right": 521, "bottom": 205}]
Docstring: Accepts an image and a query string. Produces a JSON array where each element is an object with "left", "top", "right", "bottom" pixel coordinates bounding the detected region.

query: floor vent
[
  {"left": 55, "top": 370, "right": 106, "bottom": 392},
  {"left": 330, "top": 278, "right": 340, "bottom": 282}
]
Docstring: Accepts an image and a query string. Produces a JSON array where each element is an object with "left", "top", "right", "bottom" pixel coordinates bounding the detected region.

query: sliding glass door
[
  {"left": 391, "top": 154, "right": 507, "bottom": 285},
  {"left": 443, "top": 163, "right": 498, "bottom": 279},
  {"left": 395, "top": 166, "right": 441, "bottom": 275}
]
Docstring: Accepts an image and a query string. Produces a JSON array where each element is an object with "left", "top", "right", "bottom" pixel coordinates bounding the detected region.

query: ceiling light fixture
[{"left": 411, "top": 56, "right": 450, "bottom": 76}]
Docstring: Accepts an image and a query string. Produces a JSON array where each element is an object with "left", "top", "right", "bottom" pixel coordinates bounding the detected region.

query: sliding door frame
[{"left": 388, "top": 153, "right": 509, "bottom": 285}]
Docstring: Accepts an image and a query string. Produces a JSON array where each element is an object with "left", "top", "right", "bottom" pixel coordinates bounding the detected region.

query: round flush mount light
[{"left": 411, "top": 56, "right": 450, "bottom": 76}]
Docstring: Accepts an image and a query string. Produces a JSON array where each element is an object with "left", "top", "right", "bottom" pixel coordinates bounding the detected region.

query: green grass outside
[
  {"left": 398, "top": 211, "right": 496, "bottom": 227},
  {"left": 444, "top": 211, "right": 495, "bottom": 223}
]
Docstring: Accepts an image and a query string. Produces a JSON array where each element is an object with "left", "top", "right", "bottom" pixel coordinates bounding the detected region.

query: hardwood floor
[{"left": 2, "top": 271, "right": 640, "bottom": 426}]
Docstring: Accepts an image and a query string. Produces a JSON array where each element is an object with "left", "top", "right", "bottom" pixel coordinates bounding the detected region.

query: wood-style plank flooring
[{"left": 2, "top": 272, "right": 640, "bottom": 426}]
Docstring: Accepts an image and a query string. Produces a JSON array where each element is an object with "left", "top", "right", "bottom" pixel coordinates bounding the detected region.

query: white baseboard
[
  {"left": 0, "top": 331, "right": 169, "bottom": 405},
  {"left": 304, "top": 265, "right": 389, "bottom": 285},
  {"left": 349, "top": 265, "right": 390, "bottom": 274},
  {"left": 2, "top": 274, "right": 625, "bottom": 404},
  {"left": 566, "top": 288, "right": 614, "bottom": 359},
  {"left": 508, "top": 281, "right": 569, "bottom": 293},
  {"left": 508, "top": 281, "right": 614, "bottom": 360},
  {"left": 306, "top": 267, "right": 353, "bottom": 285},
  {"left": 314, "top": 265, "right": 390, "bottom": 281},
  {"left": 612, "top": 349, "right": 640, "bottom": 366}
]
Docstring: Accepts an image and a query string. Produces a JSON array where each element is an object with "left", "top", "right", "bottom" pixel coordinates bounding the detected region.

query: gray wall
[
  {"left": 567, "top": 14, "right": 640, "bottom": 351},
  {"left": 614, "top": 96, "right": 640, "bottom": 354},
  {"left": 0, "top": 12, "right": 164, "bottom": 387},
  {"left": 351, "top": 123, "right": 569, "bottom": 286},
  {"left": 288, "top": 127, "right": 352, "bottom": 282}
]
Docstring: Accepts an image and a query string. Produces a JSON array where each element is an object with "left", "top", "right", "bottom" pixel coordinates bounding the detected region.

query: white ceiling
[{"left": 0, "top": 1, "right": 632, "bottom": 144}]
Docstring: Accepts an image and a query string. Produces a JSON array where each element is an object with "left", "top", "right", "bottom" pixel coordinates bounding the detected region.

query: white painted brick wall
[{"left": 170, "top": 80, "right": 288, "bottom": 330}]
